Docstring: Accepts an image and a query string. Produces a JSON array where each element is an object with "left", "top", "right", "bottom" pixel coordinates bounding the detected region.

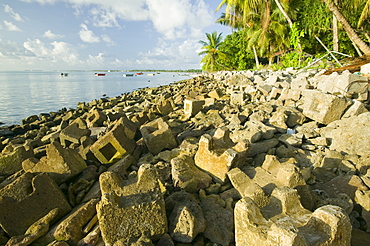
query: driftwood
[{"left": 323, "top": 53, "right": 370, "bottom": 75}]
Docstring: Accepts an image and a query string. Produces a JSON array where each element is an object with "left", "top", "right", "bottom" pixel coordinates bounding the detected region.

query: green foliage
[
  {"left": 218, "top": 30, "right": 255, "bottom": 70},
  {"left": 198, "top": 32, "right": 230, "bottom": 72},
  {"left": 210, "top": 0, "right": 370, "bottom": 70}
]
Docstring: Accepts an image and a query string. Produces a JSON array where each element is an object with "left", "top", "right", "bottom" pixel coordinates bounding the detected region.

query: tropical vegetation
[{"left": 199, "top": 0, "right": 370, "bottom": 72}]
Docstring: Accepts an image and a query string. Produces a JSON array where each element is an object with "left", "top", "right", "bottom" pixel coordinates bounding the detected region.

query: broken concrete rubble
[
  {"left": 97, "top": 165, "right": 167, "bottom": 245},
  {"left": 194, "top": 127, "right": 250, "bottom": 183},
  {"left": 1, "top": 67, "right": 370, "bottom": 245}
]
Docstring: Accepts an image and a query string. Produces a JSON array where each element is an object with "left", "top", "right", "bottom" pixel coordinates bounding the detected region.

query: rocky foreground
[{"left": 0, "top": 66, "right": 370, "bottom": 246}]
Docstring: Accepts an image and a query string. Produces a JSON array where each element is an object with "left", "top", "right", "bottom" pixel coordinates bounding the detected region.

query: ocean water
[{"left": 0, "top": 71, "right": 192, "bottom": 126}]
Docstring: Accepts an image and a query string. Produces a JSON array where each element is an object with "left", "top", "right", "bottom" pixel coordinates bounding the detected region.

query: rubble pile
[{"left": 0, "top": 66, "right": 370, "bottom": 246}]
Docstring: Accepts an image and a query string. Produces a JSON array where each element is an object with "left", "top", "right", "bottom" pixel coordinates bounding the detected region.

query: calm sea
[{"left": 0, "top": 71, "right": 192, "bottom": 126}]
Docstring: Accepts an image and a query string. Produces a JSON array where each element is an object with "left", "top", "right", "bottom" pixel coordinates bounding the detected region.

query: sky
[{"left": 0, "top": 0, "right": 231, "bottom": 71}]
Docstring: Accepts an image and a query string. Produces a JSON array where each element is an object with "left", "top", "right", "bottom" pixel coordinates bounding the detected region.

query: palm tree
[
  {"left": 217, "top": 0, "right": 295, "bottom": 29},
  {"left": 323, "top": 0, "right": 370, "bottom": 54},
  {"left": 198, "top": 32, "right": 230, "bottom": 72}
]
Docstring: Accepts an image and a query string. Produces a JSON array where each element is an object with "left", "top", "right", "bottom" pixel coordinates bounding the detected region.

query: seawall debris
[{"left": 0, "top": 66, "right": 370, "bottom": 245}]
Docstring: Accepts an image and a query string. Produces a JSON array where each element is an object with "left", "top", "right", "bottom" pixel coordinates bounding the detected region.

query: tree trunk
[
  {"left": 253, "top": 46, "right": 260, "bottom": 68},
  {"left": 324, "top": 0, "right": 370, "bottom": 54},
  {"left": 333, "top": 15, "right": 339, "bottom": 52},
  {"left": 274, "top": 0, "right": 293, "bottom": 28}
]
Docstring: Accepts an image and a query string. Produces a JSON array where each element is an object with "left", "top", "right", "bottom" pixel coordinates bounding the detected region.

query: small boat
[
  {"left": 94, "top": 73, "right": 106, "bottom": 76},
  {"left": 123, "top": 74, "right": 134, "bottom": 77},
  {"left": 135, "top": 72, "right": 144, "bottom": 75},
  {"left": 60, "top": 73, "right": 68, "bottom": 77},
  {"left": 147, "top": 73, "right": 155, "bottom": 76}
]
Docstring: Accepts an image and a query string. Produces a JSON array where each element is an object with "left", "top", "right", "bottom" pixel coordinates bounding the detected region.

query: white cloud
[
  {"left": 3, "top": 4, "right": 24, "bottom": 22},
  {"left": 79, "top": 24, "right": 100, "bottom": 43},
  {"left": 89, "top": 7, "right": 120, "bottom": 27},
  {"left": 136, "top": 38, "right": 202, "bottom": 68},
  {"left": 20, "top": 0, "right": 214, "bottom": 39},
  {"left": 3, "top": 21, "right": 22, "bottom": 31},
  {"left": 87, "top": 52, "right": 105, "bottom": 67},
  {"left": 42, "top": 30, "right": 65, "bottom": 39}
]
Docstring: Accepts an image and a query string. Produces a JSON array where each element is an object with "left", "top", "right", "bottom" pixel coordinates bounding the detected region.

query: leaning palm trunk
[
  {"left": 324, "top": 0, "right": 370, "bottom": 54},
  {"left": 273, "top": 0, "right": 293, "bottom": 28}
]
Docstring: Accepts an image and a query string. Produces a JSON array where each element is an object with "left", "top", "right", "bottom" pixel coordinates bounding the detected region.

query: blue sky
[{"left": 0, "top": 0, "right": 231, "bottom": 71}]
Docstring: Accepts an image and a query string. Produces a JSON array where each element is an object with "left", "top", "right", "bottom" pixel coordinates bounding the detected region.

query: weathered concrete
[
  {"left": 171, "top": 154, "right": 212, "bottom": 193},
  {"left": 59, "top": 122, "right": 91, "bottom": 148},
  {"left": 140, "top": 117, "right": 177, "bottom": 155},
  {"left": 302, "top": 90, "right": 349, "bottom": 124},
  {"left": 0, "top": 173, "right": 71, "bottom": 236},
  {"left": 235, "top": 187, "right": 351, "bottom": 246},
  {"left": 85, "top": 109, "right": 108, "bottom": 128},
  {"left": 194, "top": 127, "right": 250, "bottom": 183},
  {"left": 165, "top": 191, "right": 206, "bottom": 243},
  {"left": 228, "top": 168, "right": 269, "bottom": 207},
  {"left": 23, "top": 141, "right": 87, "bottom": 184},
  {"left": 322, "top": 112, "right": 370, "bottom": 156},
  {"left": 97, "top": 165, "right": 167, "bottom": 245},
  {"left": 90, "top": 118, "right": 137, "bottom": 164},
  {"left": 199, "top": 190, "right": 234, "bottom": 245},
  {"left": 0, "top": 145, "right": 33, "bottom": 176},
  {"left": 183, "top": 98, "right": 205, "bottom": 118}
]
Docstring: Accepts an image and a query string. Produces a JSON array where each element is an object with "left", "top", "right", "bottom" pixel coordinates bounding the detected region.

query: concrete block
[
  {"left": 52, "top": 199, "right": 99, "bottom": 245},
  {"left": 23, "top": 141, "right": 87, "bottom": 184},
  {"left": 86, "top": 109, "right": 107, "bottom": 128},
  {"left": 302, "top": 90, "right": 349, "bottom": 124},
  {"left": 0, "top": 145, "right": 34, "bottom": 176},
  {"left": 228, "top": 168, "right": 269, "bottom": 207},
  {"left": 97, "top": 165, "right": 167, "bottom": 245},
  {"left": 0, "top": 173, "right": 71, "bottom": 236},
  {"left": 342, "top": 100, "right": 369, "bottom": 118},
  {"left": 140, "top": 118, "right": 177, "bottom": 155},
  {"left": 199, "top": 190, "right": 234, "bottom": 245},
  {"left": 208, "top": 88, "right": 223, "bottom": 100},
  {"left": 230, "top": 91, "right": 245, "bottom": 104},
  {"left": 291, "top": 76, "right": 309, "bottom": 90},
  {"left": 184, "top": 98, "right": 205, "bottom": 118},
  {"left": 131, "top": 111, "right": 150, "bottom": 126},
  {"left": 171, "top": 154, "right": 212, "bottom": 193},
  {"left": 156, "top": 98, "right": 174, "bottom": 116},
  {"left": 317, "top": 71, "right": 369, "bottom": 97},
  {"left": 360, "top": 63, "right": 370, "bottom": 74},
  {"left": 90, "top": 118, "right": 137, "bottom": 164},
  {"left": 107, "top": 113, "right": 138, "bottom": 139},
  {"left": 166, "top": 191, "right": 206, "bottom": 243},
  {"left": 194, "top": 127, "right": 250, "bottom": 183},
  {"left": 59, "top": 123, "right": 91, "bottom": 147},
  {"left": 235, "top": 187, "right": 351, "bottom": 246}
]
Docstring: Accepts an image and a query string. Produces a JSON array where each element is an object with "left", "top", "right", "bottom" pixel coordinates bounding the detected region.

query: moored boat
[
  {"left": 147, "top": 73, "right": 155, "bottom": 76},
  {"left": 123, "top": 74, "right": 134, "bottom": 77},
  {"left": 94, "top": 73, "right": 106, "bottom": 76},
  {"left": 135, "top": 72, "right": 144, "bottom": 75}
]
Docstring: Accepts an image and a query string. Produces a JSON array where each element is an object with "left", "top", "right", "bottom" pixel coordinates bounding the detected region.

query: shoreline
[{"left": 0, "top": 68, "right": 369, "bottom": 245}]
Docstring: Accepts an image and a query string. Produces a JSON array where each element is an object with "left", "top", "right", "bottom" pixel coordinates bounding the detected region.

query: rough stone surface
[
  {"left": 90, "top": 118, "right": 137, "bottom": 164},
  {"left": 59, "top": 122, "right": 91, "bottom": 147},
  {"left": 140, "top": 118, "right": 178, "bottom": 155},
  {"left": 171, "top": 154, "right": 212, "bottom": 193},
  {"left": 97, "top": 165, "right": 167, "bottom": 245},
  {"left": 23, "top": 141, "right": 87, "bottom": 184},
  {"left": 322, "top": 112, "right": 370, "bottom": 156},
  {"left": 199, "top": 190, "right": 234, "bottom": 246},
  {"left": 302, "top": 90, "right": 349, "bottom": 124},
  {"left": 235, "top": 187, "right": 351, "bottom": 246},
  {"left": 0, "top": 145, "right": 33, "bottom": 176},
  {"left": 165, "top": 191, "right": 206, "bottom": 243},
  {"left": 194, "top": 127, "right": 250, "bottom": 183},
  {"left": 0, "top": 173, "right": 71, "bottom": 236}
]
